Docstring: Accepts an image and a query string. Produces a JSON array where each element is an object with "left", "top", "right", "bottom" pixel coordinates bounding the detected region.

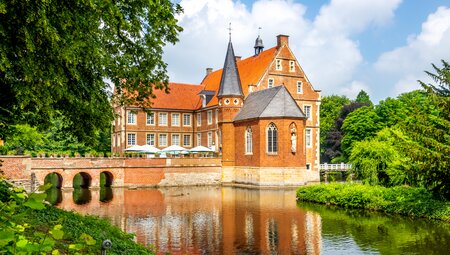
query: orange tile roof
[
  {"left": 151, "top": 83, "right": 204, "bottom": 110},
  {"left": 200, "top": 47, "right": 278, "bottom": 107}
]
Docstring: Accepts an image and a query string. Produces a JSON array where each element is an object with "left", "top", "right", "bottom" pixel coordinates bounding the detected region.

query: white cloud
[
  {"left": 163, "top": 0, "right": 407, "bottom": 100},
  {"left": 374, "top": 6, "right": 450, "bottom": 95},
  {"left": 338, "top": 81, "right": 371, "bottom": 100}
]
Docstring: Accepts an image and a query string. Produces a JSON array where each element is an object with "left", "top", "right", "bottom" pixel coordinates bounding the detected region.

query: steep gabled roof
[
  {"left": 151, "top": 83, "right": 204, "bottom": 110},
  {"left": 217, "top": 41, "right": 244, "bottom": 98},
  {"left": 201, "top": 47, "right": 277, "bottom": 107},
  {"left": 234, "top": 86, "right": 306, "bottom": 122}
]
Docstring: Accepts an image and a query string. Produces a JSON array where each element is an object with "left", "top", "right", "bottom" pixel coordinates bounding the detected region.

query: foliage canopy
[{"left": 0, "top": 0, "right": 183, "bottom": 144}]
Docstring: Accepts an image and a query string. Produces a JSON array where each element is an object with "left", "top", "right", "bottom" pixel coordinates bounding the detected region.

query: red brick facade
[{"left": 111, "top": 34, "right": 321, "bottom": 185}]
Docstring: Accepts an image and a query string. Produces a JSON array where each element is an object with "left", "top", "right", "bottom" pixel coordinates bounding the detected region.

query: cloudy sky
[{"left": 163, "top": 0, "right": 450, "bottom": 102}]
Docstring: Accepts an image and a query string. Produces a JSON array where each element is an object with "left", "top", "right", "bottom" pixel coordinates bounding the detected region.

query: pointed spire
[{"left": 218, "top": 40, "right": 244, "bottom": 98}]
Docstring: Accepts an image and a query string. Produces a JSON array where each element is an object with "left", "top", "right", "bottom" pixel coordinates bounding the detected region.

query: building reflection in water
[{"left": 55, "top": 186, "right": 322, "bottom": 254}]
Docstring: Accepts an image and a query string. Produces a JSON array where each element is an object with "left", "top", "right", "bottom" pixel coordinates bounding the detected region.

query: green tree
[
  {"left": 341, "top": 106, "right": 383, "bottom": 159},
  {"left": 3, "top": 124, "right": 46, "bottom": 154},
  {"left": 320, "top": 95, "right": 351, "bottom": 162},
  {"left": 349, "top": 128, "right": 411, "bottom": 186},
  {"left": 355, "top": 90, "right": 373, "bottom": 106},
  {"left": 0, "top": 0, "right": 183, "bottom": 144}
]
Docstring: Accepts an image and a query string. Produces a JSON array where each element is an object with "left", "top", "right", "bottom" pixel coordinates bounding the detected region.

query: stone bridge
[{"left": 0, "top": 156, "right": 222, "bottom": 191}]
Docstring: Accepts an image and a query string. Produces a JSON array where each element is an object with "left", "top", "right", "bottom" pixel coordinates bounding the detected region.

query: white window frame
[
  {"left": 183, "top": 134, "right": 191, "bottom": 147},
  {"left": 267, "top": 123, "right": 278, "bottom": 154},
  {"left": 197, "top": 133, "right": 202, "bottom": 146},
  {"left": 197, "top": 112, "right": 202, "bottom": 127},
  {"left": 159, "top": 112, "right": 168, "bottom": 126},
  {"left": 127, "top": 111, "right": 136, "bottom": 125},
  {"left": 146, "top": 133, "right": 155, "bottom": 146},
  {"left": 146, "top": 112, "right": 155, "bottom": 125},
  {"left": 159, "top": 133, "right": 168, "bottom": 147},
  {"left": 289, "top": 60, "right": 295, "bottom": 72},
  {"left": 297, "top": 81, "right": 303, "bottom": 94},
  {"left": 216, "top": 109, "right": 219, "bottom": 124},
  {"left": 171, "top": 133, "right": 180, "bottom": 146},
  {"left": 207, "top": 110, "right": 213, "bottom": 125},
  {"left": 276, "top": 59, "right": 282, "bottom": 71},
  {"left": 207, "top": 132, "right": 213, "bottom": 148},
  {"left": 303, "top": 105, "right": 312, "bottom": 119},
  {"left": 245, "top": 127, "right": 253, "bottom": 155},
  {"left": 183, "top": 114, "right": 192, "bottom": 127},
  {"left": 171, "top": 113, "right": 180, "bottom": 127},
  {"left": 127, "top": 133, "right": 136, "bottom": 146},
  {"left": 268, "top": 78, "right": 274, "bottom": 88},
  {"left": 306, "top": 128, "right": 312, "bottom": 148}
]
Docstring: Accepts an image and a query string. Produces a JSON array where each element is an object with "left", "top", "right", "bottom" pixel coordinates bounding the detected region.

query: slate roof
[
  {"left": 234, "top": 86, "right": 306, "bottom": 122},
  {"left": 217, "top": 41, "right": 244, "bottom": 98},
  {"left": 201, "top": 47, "right": 277, "bottom": 107}
]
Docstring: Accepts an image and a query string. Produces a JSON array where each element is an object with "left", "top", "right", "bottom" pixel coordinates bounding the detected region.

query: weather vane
[
  {"left": 228, "top": 22, "right": 232, "bottom": 41},
  {"left": 258, "top": 26, "right": 262, "bottom": 36}
]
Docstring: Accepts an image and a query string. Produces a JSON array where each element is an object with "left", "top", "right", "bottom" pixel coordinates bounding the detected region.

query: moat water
[{"left": 48, "top": 186, "right": 450, "bottom": 255}]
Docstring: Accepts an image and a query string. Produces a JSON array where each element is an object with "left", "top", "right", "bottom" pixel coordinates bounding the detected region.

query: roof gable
[{"left": 234, "top": 86, "right": 306, "bottom": 121}]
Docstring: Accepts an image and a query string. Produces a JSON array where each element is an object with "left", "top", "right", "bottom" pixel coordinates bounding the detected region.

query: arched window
[
  {"left": 267, "top": 123, "right": 278, "bottom": 154},
  {"left": 245, "top": 127, "right": 253, "bottom": 154}
]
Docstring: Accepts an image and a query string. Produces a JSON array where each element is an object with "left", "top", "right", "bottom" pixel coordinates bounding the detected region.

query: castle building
[{"left": 112, "top": 34, "right": 321, "bottom": 186}]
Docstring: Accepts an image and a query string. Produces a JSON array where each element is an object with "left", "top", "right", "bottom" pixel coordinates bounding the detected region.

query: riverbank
[
  {"left": 296, "top": 183, "right": 450, "bottom": 222},
  {"left": 0, "top": 179, "right": 154, "bottom": 254}
]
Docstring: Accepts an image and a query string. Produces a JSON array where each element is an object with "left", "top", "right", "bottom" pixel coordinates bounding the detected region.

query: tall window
[
  {"left": 306, "top": 129, "right": 312, "bottom": 148},
  {"left": 268, "top": 78, "right": 274, "bottom": 88},
  {"left": 127, "top": 133, "right": 136, "bottom": 146},
  {"left": 171, "top": 113, "right": 180, "bottom": 126},
  {"left": 183, "top": 114, "right": 191, "bottom": 126},
  {"left": 207, "top": 132, "right": 213, "bottom": 147},
  {"left": 303, "top": 105, "right": 311, "bottom": 119},
  {"left": 127, "top": 111, "right": 136, "bottom": 124},
  {"left": 297, "top": 81, "right": 303, "bottom": 94},
  {"left": 197, "top": 113, "right": 202, "bottom": 126},
  {"left": 245, "top": 127, "right": 253, "bottom": 154},
  {"left": 267, "top": 123, "right": 278, "bottom": 153},
  {"left": 207, "top": 110, "right": 213, "bottom": 125},
  {"left": 183, "top": 134, "right": 191, "bottom": 147},
  {"left": 289, "top": 60, "right": 295, "bottom": 72},
  {"left": 146, "top": 112, "right": 155, "bottom": 125},
  {"left": 197, "top": 133, "right": 202, "bottom": 146},
  {"left": 159, "top": 134, "right": 167, "bottom": 147},
  {"left": 146, "top": 134, "right": 155, "bottom": 146},
  {"left": 276, "top": 59, "right": 282, "bottom": 71},
  {"left": 159, "top": 113, "right": 168, "bottom": 126},
  {"left": 172, "top": 134, "right": 180, "bottom": 146}
]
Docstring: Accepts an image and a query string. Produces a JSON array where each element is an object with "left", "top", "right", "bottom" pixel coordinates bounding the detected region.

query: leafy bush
[
  {"left": 0, "top": 179, "right": 154, "bottom": 254},
  {"left": 297, "top": 183, "right": 450, "bottom": 221}
]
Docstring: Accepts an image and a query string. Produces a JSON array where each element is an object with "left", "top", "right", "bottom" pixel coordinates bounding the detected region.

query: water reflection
[
  {"left": 45, "top": 188, "right": 62, "bottom": 206},
  {"left": 100, "top": 187, "right": 113, "bottom": 203},
  {"left": 53, "top": 186, "right": 450, "bottom": 255},
  {"left": 73, "top": 188, "right": 92, "bottom": 204}
]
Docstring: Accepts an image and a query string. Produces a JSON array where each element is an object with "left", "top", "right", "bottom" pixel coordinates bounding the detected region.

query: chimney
[
  {"left": 277, "top": 34, "right": 289, "bottom": 48},
  {"left": 206, "top": 67, "right": 213, "bottom": 75},
  {"left": 235, "top": 56, "right": 242, "bottom": 62}
]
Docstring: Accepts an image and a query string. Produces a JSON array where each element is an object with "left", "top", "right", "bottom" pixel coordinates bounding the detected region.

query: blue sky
[{"left": 164, "top": 0, "right": 450, "bottom": 102}]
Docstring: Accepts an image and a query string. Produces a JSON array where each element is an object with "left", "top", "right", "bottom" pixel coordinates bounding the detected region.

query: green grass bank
[
  {"left": 0, "top": 179, "right": 154, "bottom": 255},
  {"left": 296, "top": 183, "right": 450, "bottom": 222}
]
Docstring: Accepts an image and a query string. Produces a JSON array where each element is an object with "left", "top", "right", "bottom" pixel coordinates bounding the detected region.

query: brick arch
[
  {"left": 44, "top": 172, "right": 63, "bottom": 189},
  {"left": 100, "top": 171, "right": 114, "bottom": 187},
  {"left": 73, "top": 172, "right": 92, "bottom": 188}
]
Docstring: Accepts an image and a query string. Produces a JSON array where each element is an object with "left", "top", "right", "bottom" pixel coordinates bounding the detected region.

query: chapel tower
[{"left": 217, "top": 39, "right": 244, "bottom": 167}]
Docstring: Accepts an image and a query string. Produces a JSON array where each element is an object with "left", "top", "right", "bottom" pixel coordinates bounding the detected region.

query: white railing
[{"left": 320, "top": 163, "right": 352, "bottom": 172}]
